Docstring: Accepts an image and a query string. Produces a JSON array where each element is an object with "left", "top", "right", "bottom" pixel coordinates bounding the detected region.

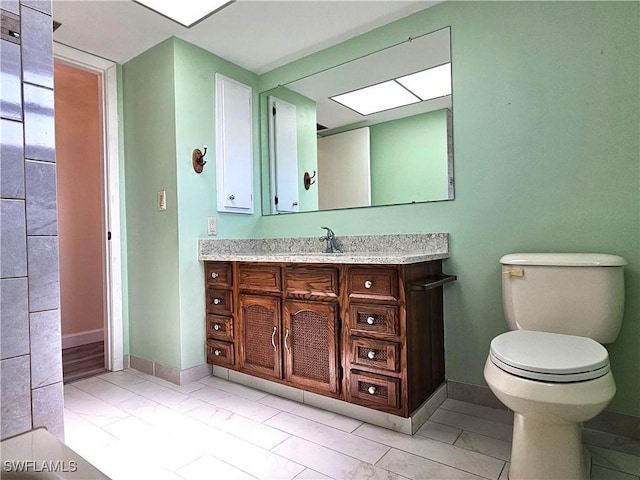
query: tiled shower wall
[{"left": 1, "top": 0, "right": 64, "bottom": 440}]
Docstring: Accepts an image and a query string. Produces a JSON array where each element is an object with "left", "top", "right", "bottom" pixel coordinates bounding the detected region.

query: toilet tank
[{"left": 501, "top": 253, "right": 626, "bottom": 343}]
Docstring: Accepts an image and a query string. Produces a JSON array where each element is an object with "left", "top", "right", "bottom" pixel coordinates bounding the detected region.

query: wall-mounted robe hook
[
  {"left": 304, "top": 170, "right": 317, "bottom": 190},
  {"left": 192, "top": 146, "right": 207, "bottom": 174}
]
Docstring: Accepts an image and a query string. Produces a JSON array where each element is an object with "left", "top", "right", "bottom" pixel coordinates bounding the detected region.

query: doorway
[
  {"left": 54, "top": 44, "right": 123, "bottom": 381},
  {"left": 55, "top": 60, "right": 106, "bottom": 382}
]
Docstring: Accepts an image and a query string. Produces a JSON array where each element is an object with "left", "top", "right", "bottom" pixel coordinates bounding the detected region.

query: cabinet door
[
  {"left": 282, "top": 300, "right": 339, "bottom": 394},
  {"left": 215, "top": 73, "right": 253, "bottom": 214},
  {"left": 239, "top": 295, "right": 281, "bottom": 379}
]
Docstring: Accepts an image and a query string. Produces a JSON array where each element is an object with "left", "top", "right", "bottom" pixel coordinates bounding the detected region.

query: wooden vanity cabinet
[{"left": 203, "top": 259, "right": 448, "bottom": 418}]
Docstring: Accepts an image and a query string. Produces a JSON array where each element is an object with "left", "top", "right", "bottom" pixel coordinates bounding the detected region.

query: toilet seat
[{"left": 490, "top": 330, "right": 610, "bottom": 382}]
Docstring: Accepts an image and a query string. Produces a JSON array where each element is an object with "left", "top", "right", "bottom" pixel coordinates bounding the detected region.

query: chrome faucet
[{"left": 320, "top": 226, "right": 342, "bottom": 253}]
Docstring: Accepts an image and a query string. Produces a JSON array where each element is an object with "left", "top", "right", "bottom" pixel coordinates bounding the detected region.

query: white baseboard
[{"left": 62, "top": 329, "right": 104, "bottom": 349}]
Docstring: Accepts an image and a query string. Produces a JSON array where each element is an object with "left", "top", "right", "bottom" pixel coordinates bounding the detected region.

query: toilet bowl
[
  {"left": 485, "top": 253, "right": 626, "bottom": 480},
  {"left": 485, "top": 331, "right": 616, "bottom": 479}
]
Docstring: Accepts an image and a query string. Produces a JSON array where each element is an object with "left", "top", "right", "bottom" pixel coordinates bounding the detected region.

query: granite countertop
[{"left": 198, "top": 233, "right": 449, "bottom": 265}]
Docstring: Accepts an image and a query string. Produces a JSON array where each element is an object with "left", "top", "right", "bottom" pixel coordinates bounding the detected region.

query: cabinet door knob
[
  {"left": 211, "top": 272, "right": 219, "bottom": 279},
  {"left": 367, "top": 350, "right": 376, "bottom": 360},
  {"left": 213, "top": 323, "right": 221, "bottom": 331},
  {"left": 214, "top": 349, "right": 222, "bottom": 356},
  {"left": 366, "top": 316, "right": 375, "bottom": 325},
  {"left": 213, "top": 298, "right": 221, "bottom": 305},
  {"left": 367, "top": 385, "right": 377, "bottom": 395},
  {"left": 364, "top": 280, "right": 373, "bottom": 289},
  {"left": 228, "top": 194, "right": 235, "bottom": 200}
]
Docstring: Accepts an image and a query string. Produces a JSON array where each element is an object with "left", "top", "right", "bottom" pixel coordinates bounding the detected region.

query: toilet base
[{"left": 509, "top": 413, "right": 590, "bottom": 480}]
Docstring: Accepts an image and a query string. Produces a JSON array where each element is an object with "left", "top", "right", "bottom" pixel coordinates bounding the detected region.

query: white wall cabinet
[{"left": 215, "top": 74, "right": 254, "bottom": 214}]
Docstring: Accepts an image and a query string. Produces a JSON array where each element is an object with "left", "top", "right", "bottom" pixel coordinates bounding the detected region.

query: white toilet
[{"left": 484, "top": 253, "right": 626, "bottom": 480}]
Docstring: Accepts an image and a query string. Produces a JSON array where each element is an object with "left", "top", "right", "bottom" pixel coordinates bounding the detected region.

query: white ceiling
[{"left": 51, "top": 0, "right": 436, "bottom": 74}]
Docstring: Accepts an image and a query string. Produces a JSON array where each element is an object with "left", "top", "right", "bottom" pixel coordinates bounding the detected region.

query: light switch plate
[
  {"left": 207, "top": 217, "right": 217, "bottom": 235},
  {"left": 157, "top": 190, "right": 166, "bottom": 211}
]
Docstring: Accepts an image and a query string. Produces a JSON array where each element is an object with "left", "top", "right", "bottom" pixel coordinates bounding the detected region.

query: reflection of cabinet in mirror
[{"left": 269, "top": 97, "right": 299, "bottom": 213}]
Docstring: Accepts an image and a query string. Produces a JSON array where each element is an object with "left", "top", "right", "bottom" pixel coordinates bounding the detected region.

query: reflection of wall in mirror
[
  {"left": 370, "top": 108, "right": 451, "bottom": 205},
  {"left": 317, "top": 128, "right": 371, "bottom": 210}
]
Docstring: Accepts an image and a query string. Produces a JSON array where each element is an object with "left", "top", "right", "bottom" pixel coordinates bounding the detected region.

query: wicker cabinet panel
[
  {"left": 284, "top": 266, "right": 339, "bottom": 299},
  {"left": 348, "top": 267, "right": 398, "bottom": 301},
  {"left": 349, "top": 337, "right": 399, "bottom": 373},
  {"left": 283, "top": 300, "right": 339, "bottom": 394},
  {"left": 239, "top": 264, "right": 281, "bottom": 293},
  {"left": 348, "top": 371, "right": 400, "bottom": 412},
  {"left": 207, "top": 339, "right": 235, "bottom": 367},
  {"left": 206, "top": 315, "right": 234, "bottom": 342},
  {"left": 206, "top": 288, "right": 233, "bottom": 315},
  {"left": 205, "top": 262, "right": 233, "bottom": 287},
  {"left": 239, "top": 295, "right": 281, "bottom": 379},
  {"left": 348, "top": 303, "right": 399, "bottom": 338}
]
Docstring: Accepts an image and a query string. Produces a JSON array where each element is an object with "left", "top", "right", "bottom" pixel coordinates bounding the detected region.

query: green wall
[
  {"left": 123, "top": 39, "right": 181, "bottom": 367},
  {"left": 122, "top": 2, "right": 639, "bottom": 416},
  {"left": 370, "top": 109, "right": 450, "bottom": 205}
]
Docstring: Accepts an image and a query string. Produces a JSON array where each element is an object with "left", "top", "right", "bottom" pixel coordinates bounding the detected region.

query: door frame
[{"left": 54, "top": 43, "right": 124, "bottom": 371}]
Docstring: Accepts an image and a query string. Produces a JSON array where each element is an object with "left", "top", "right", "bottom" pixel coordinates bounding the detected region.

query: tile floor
[{"left": 63, "top": 369, "right": 640, "bottom": 480}]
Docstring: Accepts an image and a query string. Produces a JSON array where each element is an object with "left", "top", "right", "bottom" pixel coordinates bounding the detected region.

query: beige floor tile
[
  {"left": 273, "top": 436, "right": 406, "bottom": 480},
  {"left": 377, "top": 448, "right": 487, "bottom": 480},
  {"left": 353, "top": 423, "right": 505, "bottom": 479},
  {"left": 414, "top": 420, "right": 462, "bottom": 444},
  {"left": 191, "top": 385, "right": 281, "bottom": 422},
  {"left": 440, "top": 399, "right": 513, "bottom": 426},
  {"left": 266, "top": 411, "right": 389, "bottom": 464},
  {"left": 429, "top": 408, "right": 513, "bottom": 442},
  {"left": 176, "top": 454, "right": 258, "bottom": 480},
  {"left": 259, "top": 394, "right": 363, "bottom": 433},
  {"left": 454, "top": 431, "right": 512, "bottom": 461},
  {"left": 590, "top": 445, "right": 640, "bottom": 476}
]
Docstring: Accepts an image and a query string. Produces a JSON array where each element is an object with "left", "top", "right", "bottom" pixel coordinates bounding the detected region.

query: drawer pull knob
[
  {"left": 367, "top": 385, "right": 377, "bottom": 395},
  {"left": 213, "top": 323, "right": 221, "bottom": 331},
  {"left": 366, "top": 316, "right": 375, "bottom": 325},
  {"left": 228, "top": 194, "right": 235, "bottom": 200},
  {"left": 214, "top": 349, "right": 222, "bottom": 356},
  {"left": 367, "top": 350, "right": 376, "bottom": 360},
  {"left": 364, "top": 280, "right": 373, "bottom": 289},
  {"left": 211, "top": 272, "right": 219, "bottom": 279},
  {"left": 213, "top": 298, "right": 221, "bottom": 305}
]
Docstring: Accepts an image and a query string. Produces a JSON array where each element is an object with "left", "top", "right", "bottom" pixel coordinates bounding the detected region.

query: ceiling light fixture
[
  {"left": 396, "top": 63, "right": 451, "bottom": 101},
  {"left": 133, "top": 0, "right": 234, "bottom": 28},
  {"left": 331, "top": 81, "right": 421, "bottom": 116},
  {"left": 330, "top": 62, "right": 452, "bottom": 116}
]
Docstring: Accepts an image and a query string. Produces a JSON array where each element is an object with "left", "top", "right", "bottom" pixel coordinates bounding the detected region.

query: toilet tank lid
[{"left": 500, "top": 253, "right": 627, "bottom": 267}]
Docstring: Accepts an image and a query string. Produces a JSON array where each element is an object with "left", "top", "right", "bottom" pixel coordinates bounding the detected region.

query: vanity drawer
[
  {"left": 239, "top": 264, "right": 281, "bottom": 293},
  {"left": 348, "top": 267, "right": 398, "bottom": 301},
  {"left": 206, "top": 314, "right": 234, "bottom": 342},
  {"left": 206, "top": 339, "right": 235, "bottom": 368},
  {"left": 284, "top": 266, "right": 339, "bottom": 299},
  {"left": 205, "top": 262, "right": 233, "bottom": 287},
  {"left": 349, "top": 371, "right": 400, "bottom": 410},
  {"left": 350, "top": 337, "right": 399, "bottom": 373},
  {"left": 349, "top": 304, "right": 399, "bottom": 337},
  {"left": 206, "top": 288, "right": 234, "bottom": 315}
]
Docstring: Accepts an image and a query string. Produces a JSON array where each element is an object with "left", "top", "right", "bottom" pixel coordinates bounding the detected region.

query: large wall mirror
[{"left": 260, "top": 27, "right": 453, "bottom": 215}]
